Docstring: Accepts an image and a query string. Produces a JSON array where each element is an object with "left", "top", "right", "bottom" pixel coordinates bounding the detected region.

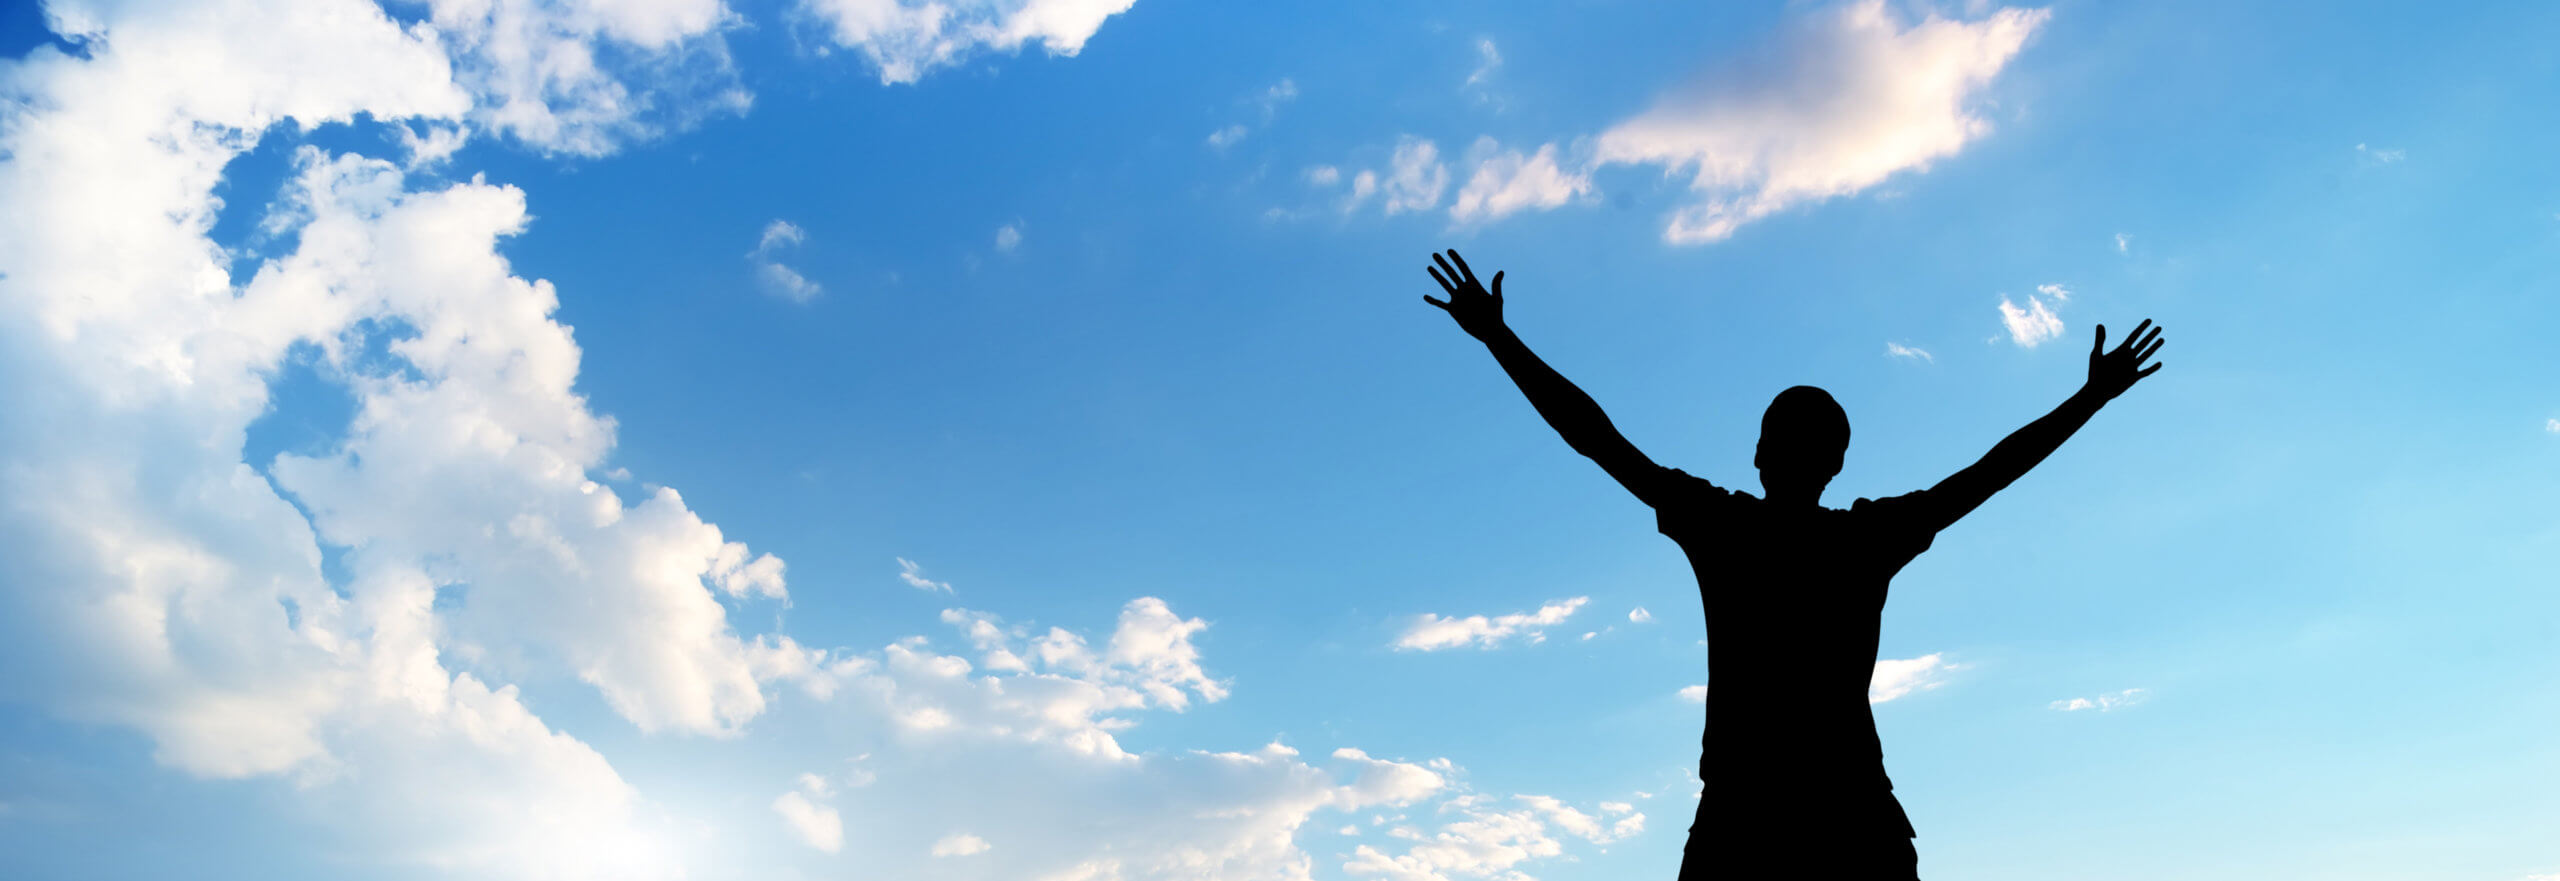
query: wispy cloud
[
  {"left": 773, "top": 774, "right": 843, "bottom": 853},
  {"left": 2355, "top": 142, "right": 2406, "bottom": 164},
  {"left": 931, "top": 833, "right": 992, "bottom": 857},
  {"left": 1868, "top": 653, "right": 1957, "bottom": 703},
  {"left": 1206, "top": 78, "right": 1298, "bottom": 151},
  {"left": 2051, "top": 688, "right": 2149, "bottom": 712},
  {"left": 1466, "top": 38, "right": 1503, "bottom": 89},
  {"left": 1999, "top": 288, "right": 2065, "bottom": 347},
  {"left": 898, "top": 557, "right": 954, "bottom": 593},
  {"left": 1394, "top": 597, "right": 1589, "bottom": 650},
  {"left": 1886, "top": 341, "right": 1934, "bottom": 362},
  {"left": 749, "top": 219, "right": 822, "bottom": 303},
  {"left": 1628, "top": 606, "right": 1653, "bottom": 623},
  {"left": 2114, "top": 232, "right": 2132, "bottom": 253},
  {"left": 995, "top": 222, "right": 1023, "bottom": 254}
]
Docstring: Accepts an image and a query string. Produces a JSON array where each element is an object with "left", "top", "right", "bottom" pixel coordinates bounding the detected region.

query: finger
[
  {"left": 1490, "top": 270, "right": 1504, "bottom": 299},
  {"left": 2116, "top": 319, "right": 2152, "bottom": 353},
  {"left": 2137, "top": 362, "right": 2163, "bottom": 378},
  {"left": 1447, "top": 249, "right": 1479, "bottom": 285},
  {"left": 1423, "top": 294, "right": 1450, "bottom": 310},
  {"left": 2135, "top": 323, "right": 2164, "bottom": 352},
  {"left": 1432, "top": 253, "right": 1462, "bottom": 289},
  {"left": 1427, "top": 265, "right": 1458, "bottom": 295},
  {"left": 2136, "top": 338, "right": 2165, "bottom": 364},
  {"left": 2092, "top": 324, "right": 2107, "bottom": 356}
]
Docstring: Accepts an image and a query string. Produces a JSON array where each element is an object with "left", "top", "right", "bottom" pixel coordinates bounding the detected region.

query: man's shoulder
[{"left": 1656, "top": 467, "right": 1748, "bottom": 507}]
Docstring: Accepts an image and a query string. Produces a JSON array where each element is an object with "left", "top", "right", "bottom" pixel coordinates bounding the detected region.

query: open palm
[
  {"left": 1423, "top": 249, "right": 1504, "bottom": 339},
  {"left": 2086, "top": 319, "right": 2165, "bottom": 401}
]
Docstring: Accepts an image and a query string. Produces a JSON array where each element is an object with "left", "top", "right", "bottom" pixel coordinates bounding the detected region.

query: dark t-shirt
[{"left": 1651, "top": 466, "right": 1945, "bottom": 839}]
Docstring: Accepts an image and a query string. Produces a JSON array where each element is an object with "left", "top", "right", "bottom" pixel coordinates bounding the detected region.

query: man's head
[{"left": 1755, "top": 385, "right": 1849, "bottom": 499}]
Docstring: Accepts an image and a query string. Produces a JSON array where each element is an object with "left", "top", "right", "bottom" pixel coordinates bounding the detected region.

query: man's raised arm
[
  {"left": 1424, "top": 249, "right": 1676, "bottom": 508},
  {"left": 1914, "top": 319, "right": 2167, "bottom": 533}
]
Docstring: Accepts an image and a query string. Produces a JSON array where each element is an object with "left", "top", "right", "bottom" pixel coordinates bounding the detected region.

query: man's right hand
[{"left": 1424, "top": 248, "right": 1505, "bottom": 339}]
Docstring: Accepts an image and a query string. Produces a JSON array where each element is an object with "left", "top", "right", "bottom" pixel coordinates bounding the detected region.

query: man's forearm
[{"left": 1979, "top": 387, "right": 2107, "bottom": 485}]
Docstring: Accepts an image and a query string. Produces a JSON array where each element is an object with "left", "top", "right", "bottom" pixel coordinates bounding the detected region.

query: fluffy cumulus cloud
[
  {"left": 422, "top": 0, "right": 752, "bottom": 155},
  {"left": 1394, "top": 597, "right": 1589, "bottom": 651},
  {"left": 0, "top": 1, "right": 799, "bottom": 874},
  {"left": 799, "top": 0, "right": 1142, "bottom": 85},
  {"left": 1593, "top": 1, "right": 2047, "bottom": 243},
  {"left": 0, "top": 3, "right": 1640, "bottom": 878},
  {"left": 726, "top": 603, "right": 1647, "bottom": 881}
]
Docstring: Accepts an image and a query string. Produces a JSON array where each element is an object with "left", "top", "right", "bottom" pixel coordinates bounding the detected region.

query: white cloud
[
  {"left": 899, "top": 556, "right": 955, "bottom": 592},
  {"left": 1594, "top": 1, "right": 2048, "bottom": 243},
  {"left": 1868, "top": 653, "right": 1956, "bottom": 703},
  {"left": 2036, "top": 282, "right": 2071, "bottom": 301},
  {"left": 1885, "top": 341, "right": 1933, "bottom": 361},
  {"left": 1628, "top": 606, "right": 1653, "bottom": 623},
  {"left": 932, "top": 832, "right": 993, "bottom": 856},
  {"left": 1448, "top": 138, "right": 1592, "bottom": 224},
  {"left": 1999, "top": 291, "right": 2064, "bottom": 347},
  {"left": 799, "top": 0, "right": 1143, "bottom": 85},
  {"left": 1678, "top": 685, "right": 1709, "bottom": 703},
  {"left": 1205, "top": 78, "right": 1297, "bottom": 151},
  {"left": 775, "top": 787, "right": 845, "bottom": 853},
  {"left": 749, "top": 219, "right": 823, "bottom": 303},
  {"left": 1394, "top": 597, "right": 1589, "bottom": 651},
  {"left": 1304, "top": 165, "right": 1342, "bottom": 187},
  {"left": 0, "top": 2, "right": 785, "bottom": 872},
  {"left": 1467, "top": 39, "right": 1502, "bottom": 86},
  {"left": 997, "top": 223, "right": 1024, "bottom": 253},
  {"left": 1465, "top": 37, "right": 1502, "bottom": 89},
  {"left": 1344, "top": 137, "right": 1449, "bottom": 216},
  {"left": 425, "top": 0, "right": 752, "bottom": 156},
  {"left": 2114, "top": 232, "right": 2132, "bottom": 253},
  {"left": 2543, "top": 418, "right": 2558, "bottom": 434},
  {"left": 2051, "top": 687, "right": 2148, "bottom": 712},
  {"left": 1341, "top": 792, "right": 1638, "bottom": 880},
  {"left": 2355, "top": 142, "right": 2406, "bottom": 164}
]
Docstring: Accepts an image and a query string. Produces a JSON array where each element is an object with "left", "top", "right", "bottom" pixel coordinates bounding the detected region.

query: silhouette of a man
[{"left": 1422, "top": 249, "right": 2164, "bottom": 879}]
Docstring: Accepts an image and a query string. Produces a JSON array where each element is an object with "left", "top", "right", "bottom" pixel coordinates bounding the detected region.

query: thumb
[{"left": 1491, "top": 270, "right": 1504, "bottom": 298}]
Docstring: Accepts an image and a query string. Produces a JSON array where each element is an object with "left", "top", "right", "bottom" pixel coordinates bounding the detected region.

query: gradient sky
[{"left": 3, "top": 1, "right": 2557, "bottom": 879}]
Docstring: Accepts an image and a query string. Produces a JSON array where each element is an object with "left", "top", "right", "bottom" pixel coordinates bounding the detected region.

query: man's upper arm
[
  {"left": 1632, "top": 463, "right": 1723, "bottom": 512},
  {"left": 1864, "top": 484, "right": 1968, "bottom": 538}
]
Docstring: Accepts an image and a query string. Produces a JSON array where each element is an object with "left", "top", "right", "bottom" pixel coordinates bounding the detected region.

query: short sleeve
[
  {"left": 1652, "top": 467, "right": 1737, "bottom": 535},
  {"left": 1850, "top": 489, "right": 1948, "bottom": 554}
]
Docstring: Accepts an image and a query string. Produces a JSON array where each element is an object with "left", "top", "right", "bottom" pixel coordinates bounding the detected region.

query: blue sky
[{"left": 2, "top": 0, "right": 2556, "bottom": 879}]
